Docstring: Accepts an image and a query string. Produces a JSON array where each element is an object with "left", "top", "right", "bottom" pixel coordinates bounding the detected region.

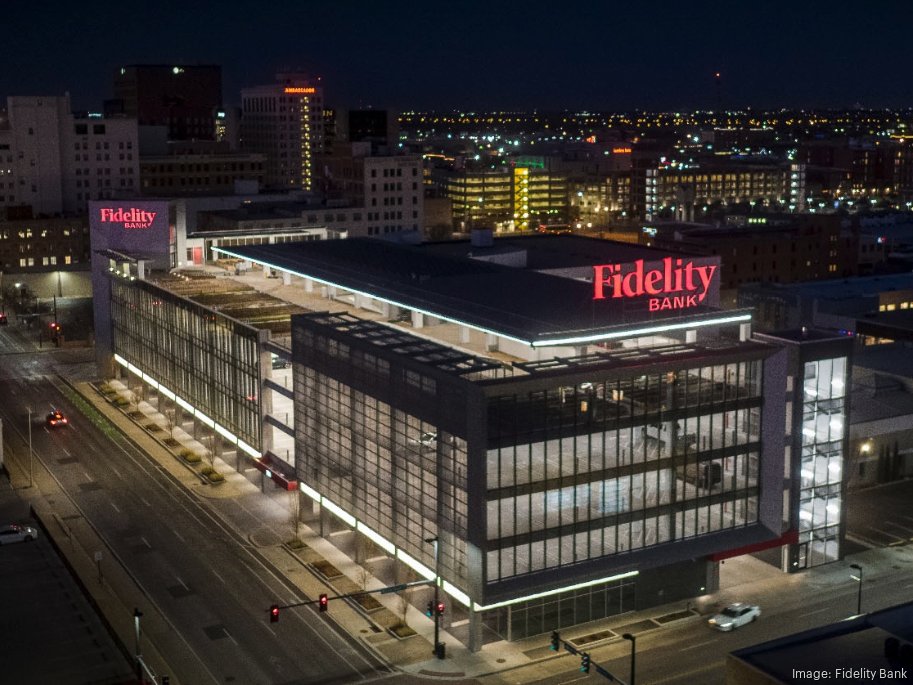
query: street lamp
[
  {"left": 26, "top": 406, "right": 33, "bottom": 487},
  {"left": 425, "top": 536, "right": 443, "bottom": 659},
  {"left": 849, "top": 564, "right": 863, "bottom": 615},
  {"left": 622, "top": 633, "right": 636, "bottom": 685}
]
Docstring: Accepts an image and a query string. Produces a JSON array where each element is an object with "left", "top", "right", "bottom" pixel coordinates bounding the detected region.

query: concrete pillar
[
  {"left": 381, "top": 301, "right": 390, "bottom": 318},
  {"left": 282, "top": 272, "right": 291, "bottom": 286},
  {"left": 460, "top": 326, "right": 471, "bottom": 344},
  {"left": 485, "top": 333, "right": 498, "bottom": 352},
  {"left": 354, "top": 534, "right": 367, "bottom": 564},
  {"left": 740, "top": 322, "right": 751, "bottom": 341},
  {"left": 263, "top": 266, "right": 271, "bottom": 278},
  {"left": 304, "top": 278, "right": 314, "bottom": 294},
  {"left": 411, "top": 311, "right": 424, "bottom": 329},
  {"left": 685, "top": 328, "right": 697, "bottom": 343},
  {"left": 468, "top": 605, "right": 483, "bottom": 653}
]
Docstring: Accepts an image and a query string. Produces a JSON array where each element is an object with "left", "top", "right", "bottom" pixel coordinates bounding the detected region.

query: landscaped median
[
  {"left": 283, "top": 538, "right": 417, "bottom": 641},
  {"left": 96, "top": 381, "right": 225, "bottom": 486}
]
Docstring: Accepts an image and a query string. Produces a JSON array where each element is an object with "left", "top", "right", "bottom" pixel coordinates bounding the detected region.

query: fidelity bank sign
[
  {"left": 98, "top": 207, "right": 158, "bottom": 229},
  {"left": 593, "top": 257, "right": 718, "bottom": 311}
]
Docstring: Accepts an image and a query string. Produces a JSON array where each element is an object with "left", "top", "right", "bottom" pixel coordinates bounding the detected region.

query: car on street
[
  {"left": 0, "top": 523, "right": 39, "bottom": 545},
  {"left": 46, "top": 409, "right": 69, "bottom": 427},
  {"left": 707, "top": 603, "right": 761, "bottom": 631}
]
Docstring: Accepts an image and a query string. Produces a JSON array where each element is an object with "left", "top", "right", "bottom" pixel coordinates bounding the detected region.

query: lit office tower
[{"left": 240, "top": 74, "right": 324, "bottom": 191}]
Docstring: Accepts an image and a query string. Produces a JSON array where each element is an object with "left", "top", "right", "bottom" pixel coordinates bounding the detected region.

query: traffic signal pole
[{"left": 268, "top": 578, "right": 433, "bottom": 620}]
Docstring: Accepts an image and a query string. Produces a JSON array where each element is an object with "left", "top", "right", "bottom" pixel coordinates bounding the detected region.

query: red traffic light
[
  {"left": 436, "top": 601, "right": 445, "bottom": 616},
  {"left": 319, "top": 594, "right": 329, "bottom": 612},
  {"left": 269, "top": 604, "right": 280, "bottom": 623}
]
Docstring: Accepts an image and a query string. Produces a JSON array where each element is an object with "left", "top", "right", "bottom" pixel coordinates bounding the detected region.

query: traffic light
[
  {"left": 269, "top": 604, "right": 280, "bottom": 623},
  {"left": 550, "top": 630, "right": 560, "bottom": 651},
  {"left": 435, "top": 601, "right": 445, "bottom": 616},
  {"left": 319, "top": 594, "right": 329, "bottom": 612},
  {"left": 426, "top": 601, "right": 434, "bottom": 618},
  {"left": 580, "top": 652, "right": 590, "bottom": 673}
]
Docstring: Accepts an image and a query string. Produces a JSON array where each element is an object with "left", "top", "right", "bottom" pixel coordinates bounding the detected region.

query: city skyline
[{"left": 5, "top": 0, "right": 913, "bottom": 112}]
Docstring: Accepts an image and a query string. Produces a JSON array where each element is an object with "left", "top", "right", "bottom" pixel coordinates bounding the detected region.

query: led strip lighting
[{"left": 211, "top": 246, "right": 747, "bottom": 349}]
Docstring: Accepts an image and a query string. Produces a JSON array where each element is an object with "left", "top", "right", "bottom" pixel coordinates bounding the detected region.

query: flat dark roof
[{"left": 219, "top": 236, "right": 746, "bottom": 345}]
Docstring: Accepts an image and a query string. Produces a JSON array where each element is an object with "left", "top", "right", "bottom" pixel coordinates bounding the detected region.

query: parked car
[
  {"left": 408, "top": 432, "right": 438, "bottom": 450},
  {"left": 0, "top": 524, "right": 38, "bottom": 545},
  {"left": 46, "top": 409, "right": 69, "bottom": 427},
  {"left": 708, "top": 603, "right": 760, "bottom": 631}
]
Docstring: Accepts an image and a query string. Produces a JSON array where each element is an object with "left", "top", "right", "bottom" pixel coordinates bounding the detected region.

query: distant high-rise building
[
  {"left": 111, "top": 64, "right": 222, "bottom": 141},
  {"left": 0, "top": 94, "right": 139, "bottom": 215},
  {"left": 240, "top": 73, "right": 324, "bottom": 191}
]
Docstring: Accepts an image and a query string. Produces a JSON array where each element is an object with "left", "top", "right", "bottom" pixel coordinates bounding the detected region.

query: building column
[
  {"left": 282, "top": 272, "right": 291, "bottom": 286},
  {"left": 304, "top": 278, "right": 314, "bottom": 294},
  {"left": 685, "top": 329, "right": 697, "bottom": 343},
  {"left": 460, "top": 326, "right": 471, "bottom": 344},
  {"left": 740, "top": 322, "right": 751, "bottom": 341},
  {"left": 486, "top": 333, "right": 499, "bottom": 352},
  {"left": 468, "top": 605, "right": 483, "bottom": 653},
  {"left": 411, "top": 311, "right": 424, "bottom": 329}
]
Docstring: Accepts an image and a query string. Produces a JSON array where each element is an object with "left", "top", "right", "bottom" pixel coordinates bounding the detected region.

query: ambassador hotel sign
[{"left": 593, "top": 257, "right": 719, "bottom": 311}]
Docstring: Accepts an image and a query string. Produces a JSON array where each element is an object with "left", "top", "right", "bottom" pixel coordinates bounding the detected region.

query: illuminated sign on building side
[{"left": 98, "top": 207, "right": 158, "bottom": 229}]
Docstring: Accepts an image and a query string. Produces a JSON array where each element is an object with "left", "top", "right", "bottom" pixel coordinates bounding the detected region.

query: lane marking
[
  {"left": 800, "top": 607, "right": 829, "bottom": 617},
  {"left": 680, "top": 638, "right": 716, "bottom": 651},
  {"left": 176, "top": 576, "right": 189, "bottom": 590},
  {"left": 212, "top": 569, "right": 226, "bottom": 584},
  {"left": 62, "top": 447, "right": 71, "bottom": 456},
  {"left": 141, "top": 536, "right": 151, "bottom": 549},
  {"left": 111, "top": 465, "right": 123, "bottom": 479},
  {"left": 140, "top": 497, "right": 151, "bottom": 507},
  {"left": 111, "top": 502, "right": 121, "bottom": 514},
  {"left": 173, "top": 529, "right": 185, "bottom": 543}
]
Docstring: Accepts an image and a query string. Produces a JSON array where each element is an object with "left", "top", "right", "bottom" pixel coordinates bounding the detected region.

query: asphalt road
[{"left": 0, "top": 351, "right": 394, "bottom": 685}]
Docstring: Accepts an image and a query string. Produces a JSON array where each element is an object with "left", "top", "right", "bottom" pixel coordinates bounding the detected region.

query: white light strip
[
  {"left": 195, "top": 410, "right": 215, "bottom": 429},
  {"left": 299, "top": 481, "right": 320, "bottom": 501},
  {"left": 443, "top": 581, "right": 471, "bottom": 608},
  {"left": 397, "top": 550, "right": 435, "bottom": 580},
  {"left": 472, "top": 570, "right": 640, "bottom": 612},
  {"left": 214, "top": 422, "right": 234, "bottom": 441},
  {"left": 531, "top": 314, "right": 752, "bottom": 347},
  {"left": 357, "top": 522, "right": 396, "bottom": 555},
  {"left": 213, "top": 247, "right": 751, "bottom": 350},
  {"left": 322, "top": 498, "right": 357, "bottom": 527},
  {"left": 112, "top": 356, "right": 258, "bottom": 460},
  {"left": 211, "top": 247, "right": 532, "bottom": 348},
  {"left": 237, "top": 439, "right": 260, "bottom": 458}
]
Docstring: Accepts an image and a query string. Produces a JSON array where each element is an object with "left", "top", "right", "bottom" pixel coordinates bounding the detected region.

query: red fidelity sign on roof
[{"left": 593, "top": 258, "right": 718, "bottom": 312}]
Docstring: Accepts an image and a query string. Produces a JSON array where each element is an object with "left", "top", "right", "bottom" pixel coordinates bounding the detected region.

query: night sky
[{"left": 4, "top": 0, "right": 912, "bottom": 112}]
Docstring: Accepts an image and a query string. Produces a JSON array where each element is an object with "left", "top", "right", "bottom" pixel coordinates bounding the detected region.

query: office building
[
  {"left": 241, "top": 74, "right": 324, "bottom": 191},
  {"left": 89, "top": 223, "right": 850, "bottom": 650},
  {"left": 0, "top": 94, "right": 139, "bottom": 215}
]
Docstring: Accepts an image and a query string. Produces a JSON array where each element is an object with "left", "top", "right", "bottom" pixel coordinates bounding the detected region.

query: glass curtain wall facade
[
  {"left": 110, "top": 277, "right": 261, "bottom": 448},
  {"left": 797, "top": 355, "right": 848, "bottom": 567},
  {"left": 293, "top": 319, "right": 480, "bottom": 592},
  {"left": 484, "top": 354, "right": 764, "bottom": 585}
]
